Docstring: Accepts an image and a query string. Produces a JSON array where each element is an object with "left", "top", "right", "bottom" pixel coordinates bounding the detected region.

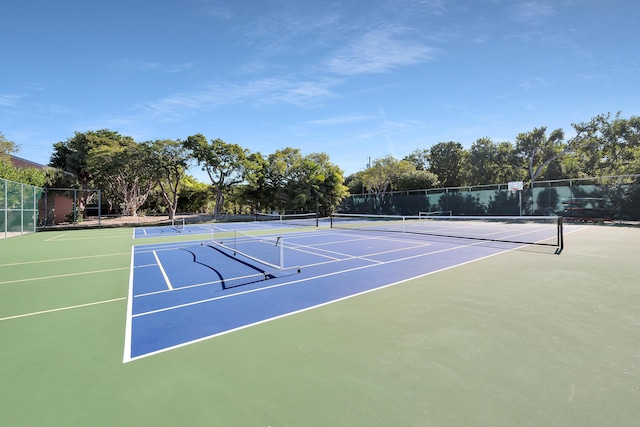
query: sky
[{"left": 1, "top": 0, "right": 638, "bottom": 181}]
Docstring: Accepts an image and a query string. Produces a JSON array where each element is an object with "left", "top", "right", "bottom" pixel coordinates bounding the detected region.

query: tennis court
[
  {"left": 127, "top": 216, "right": 562, "bottom": 361},
  {"left": 1, "top": 219, "right": 639, "bottom": 426}
]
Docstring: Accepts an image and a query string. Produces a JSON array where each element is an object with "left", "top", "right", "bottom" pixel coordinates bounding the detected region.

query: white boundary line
[
  {"left": 0, "top": 297, "right": 126, "bottom": 322},
  {"left": 0, "top": 252, "right": 130, "bottom": 268},
  {"left": 44, "top": 233, "right": 69, "bottom": 241},
  {"left": 0, "top": 267, "right": 129, "bottom": 285},
  {"left": 153, "top": 251, "right": 174, "bottom": 290},
  {"left": 122, "top": 248, "right": 135, "bottom": 363}
]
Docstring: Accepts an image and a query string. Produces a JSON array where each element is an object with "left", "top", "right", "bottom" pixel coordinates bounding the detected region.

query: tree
[
  {"left": 468, "top": 138, "right": 521, "bottom": 185},
  {"left": 87, "top": 140, "right": 157, "bottom": 216},
  {"left": 403, "top": 149, "right": 430, "bottom": 170},
  {"left": 177, "top": 176, "right": 213, "bottom": 213},
  {"left": 359, "top": 156, "right": 415, "bottom": 214},
  {"left": 265, "top": 147, "right": 304, "bottom": 212},
  {"left": 0, "top": 132, "right": 45, "bottom": 185},
  {"left": 395, "top": 169, "right": 439, "bottom": 191},
  {"left": 428, "top": 142, "right": 469, "bottom": 187},
  {"left": 361, "top": 155, "right": 414, "bottom": 193},
  {"left": 294, "top": 152, "right": 348, "bottom": 215},
  {"left": 568, "top": 113, "right": 640, "bottom": 177},
  {"left": 50, "top": 130, "right": 125, "bottom": 190},
  {"left": 0, "top": 132, "right": 19, "bottom": 162},
  {"left": 49, "top": 129, "right": 128, "bottom": 214},
  {"left": 238, "top": 148, "right": 347, "bottom": 215},
  {"left": 514, "top": 127, "right": 570, "bottom": 184},
  {"left": 239, "top": 151, "right": 271, "bottom": 212},
  {"left": 0, "top": 160, "right": 47, "bottom": 186},
  {"left": 150, "top": 139, "right": 190, "bottom": 220},
  {"left": 344, "top": 171, "right": 365, "bottom": 194},
  {"left": 183, "top": 134, "right": 247, "bottom": 219}
]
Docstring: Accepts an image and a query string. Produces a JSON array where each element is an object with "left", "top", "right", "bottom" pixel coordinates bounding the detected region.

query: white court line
[
  {"left": 153, "top": 251, "right": 173, "bottom": 290},
  {"left": 0, "top": 267, "right": 130, "bottom": 285},
  {"left": 0, "top": 252, "right": 129, "bottom": 267},
  {"left": 45, "top": 233, "right": 69, "bottom": 241},
  {"left": 123, "top": 248, "right": 135, "bottom": 362},
  {"left": 0, "top": 297, "right": 126, "bottom": 322}
]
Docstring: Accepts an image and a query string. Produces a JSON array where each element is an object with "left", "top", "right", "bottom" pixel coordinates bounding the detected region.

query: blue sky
[{"left": 1, "top": 0, "right": 638, "bottom": 180}]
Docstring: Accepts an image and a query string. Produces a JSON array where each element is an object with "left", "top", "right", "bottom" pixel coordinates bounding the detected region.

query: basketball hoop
[
  {"left": 508, "top": 181, "right": 524, "bottom": 193},
  {"left": 508, "top": 181, "right": 524, "bottom": 216}
]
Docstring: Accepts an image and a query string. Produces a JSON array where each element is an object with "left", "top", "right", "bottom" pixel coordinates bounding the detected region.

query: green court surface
[{"left": 1, "top": 225, "right": 639, "bottom": 426}]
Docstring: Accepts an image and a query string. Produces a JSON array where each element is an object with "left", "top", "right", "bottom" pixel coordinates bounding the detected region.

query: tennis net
[
  {"left": 212, "top": 227, "right": 285, "bottom": 271},
  {"left": 331, "top": 213, "right": 563, "bottom": 249},
  {"left": 183, "top": 243, "right": 273, "bottom": 289},
  {"left": 256, "top": 212, "right": 318, "bottom": 227}
]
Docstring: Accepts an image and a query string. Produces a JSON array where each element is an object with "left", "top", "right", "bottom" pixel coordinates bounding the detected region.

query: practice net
[
  {"left": 331, "top": 213, "right": 563, "bottom": 249},
  {"left": 255, "top": 212, "right": 318, "bottom": 227},
  {"left": 171, "top": 218, "right": 185, "bottom": 231}
]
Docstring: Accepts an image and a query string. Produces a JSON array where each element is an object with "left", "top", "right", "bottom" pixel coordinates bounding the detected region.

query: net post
[
  {"left": 279, "top": 235, "right": 285, "bottom": 269},
  {"left": 558, "top": 216, "right": 564, "bottom": 251}
]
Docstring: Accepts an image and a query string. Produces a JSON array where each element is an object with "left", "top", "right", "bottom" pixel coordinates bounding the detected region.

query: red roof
[{"left": 9, "top": 155, "right": 48, "bottom": 170}]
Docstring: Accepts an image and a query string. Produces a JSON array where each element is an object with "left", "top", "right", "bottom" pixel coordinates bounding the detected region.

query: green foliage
[
  {"left": 0, "top": 132, "right": 20, "bottom": 161},
  {"left": 428, "top": 141, "right": 470, "bottom": 187},
  {"left": 0, "top": 159, "right": 47, "bottom": 186},
  {"left": 395, "top": 169, "right": 439, "bottom": 191},
  {"left": 403, "top": 149, "right": 430, "bottom": 170},
  {"left": 149, "top": 139, "right": 190, "bottom": 219},
  {"left": 177, "top": 176, "right": 213, "bottom": 213},
  {"left": 514, "top": 127, "right": 567, "bottom": 183},
  {"left": 184, "top": 134, "right": 247, "bottom": 218},
  {"left": 568, "top": 113, "right": 640, "bottom": 177},
  {"left": 469, "top": 138, "right": 522, "bottom": 185},
  {"left": 238, "top": 148, "right": 347, "bottom": 215},
  {"left": 87, "top": 139, "right": 157, "bottom": 216},
  {"left": 50, "top": 129, "right": 132, "bottom": 190},
  {"left": 361, "top": 155, "right": 415, "bottom": 193},
  {"left": 5, "top": 110, "right": 638, "bottom": 220},
  {"left": 344, "top": 171, "right": 365, "bottom": 194},
  {"left": 346, "top": 112, "right": 640, "bottom": 193}
]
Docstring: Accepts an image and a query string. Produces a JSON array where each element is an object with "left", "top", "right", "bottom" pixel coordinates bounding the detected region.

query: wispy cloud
[
  {"left": 201, "top": 5, "right": 233, "bottom": 20},
  {"left": 112, "top": 59, "right": 196, "bottom": 73},
  {"left": 306, "top": 114, "right": 373, "bottom": 126},
  {"left": 0, "top": 93, "right": 25, "bottom": 107},
  {"left": 137, "top": 77, "right": 339, "bottom": 119},
  {"left": 519, "top": 76, "right": 548, "bottom": 90},
  {"left": 515, "top": 1, "right": 556, "bottom": 22},
  {"left": 325, "top": 26, "right": 434, "bottom": 75}
]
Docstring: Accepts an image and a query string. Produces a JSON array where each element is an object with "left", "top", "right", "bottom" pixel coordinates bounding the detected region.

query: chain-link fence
[
  {"left": 1, "top": 180, "right": 105, "bottom": 239},
  {"left": 1, "top": 178, "right": 44, "bottom": 239},
  {"left": 338, "top": 175, "right": 640, "bottom": 221},
  {"left": 40, "top": 188, "right": 102, "bottom": 227}
]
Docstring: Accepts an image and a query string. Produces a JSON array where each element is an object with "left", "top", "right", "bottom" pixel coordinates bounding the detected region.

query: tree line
[
  {"left": 1, "top": 112, "right": 638, "bottom": 220},
  {"left": 346, "top": 112, "right": 640, "bottom": 194},
  {"left": 43, "top": 130, "right": 348, "bottom": 219}
]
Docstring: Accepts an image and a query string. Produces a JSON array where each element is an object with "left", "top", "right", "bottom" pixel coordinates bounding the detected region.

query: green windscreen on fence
[{"left": 339, "top": 175, "right": 640, "bottom": 221}]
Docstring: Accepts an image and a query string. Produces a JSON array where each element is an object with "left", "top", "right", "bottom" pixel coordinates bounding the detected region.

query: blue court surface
[{"left": 124, "top": 223, "right": 542, "bottom": 362}]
